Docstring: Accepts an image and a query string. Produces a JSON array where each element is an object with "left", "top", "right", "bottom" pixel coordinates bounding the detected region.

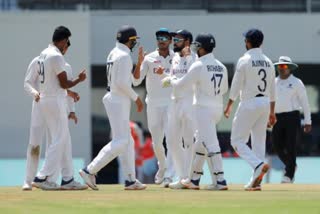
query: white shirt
[
  {"left": 106, "top": 42, "right": 138, "bottom": 101},
  {"left": 24, "top": 56, "right": 40, "bottom": 97},
  {"left": 133, "top": 49, "right": 174, "bottom": 106},
  {"left": 275, "top": 74, "right": 311, "bottom": 124},
  {"left": 171, "top": 53, "right": 228, "bottom": 108},
  {"left": 39, "top": 44, "right": 67, "bottom": 97},
  {"left": 229, "top": 48, "right": 275, "bottom": 102},
  {"left": 170, "top": 52, "right": 197, "bottom": 99},
  {"left": 65, "top": 63, "right": 75, "bottom": 113}
]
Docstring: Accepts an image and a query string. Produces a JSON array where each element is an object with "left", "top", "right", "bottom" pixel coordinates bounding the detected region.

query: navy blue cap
[
  {"left": 194, "top": 33, "right": 216, "bottom": 50},
  {"left": 243, "top": 28, "right": 264, "bottom": 46},
  {"left": 171, "top": 29, "right": 193, "bottom": 43},
  {"left": 117, "top": 25, "right": 139, "bottom": 43},
  {"left": 155, "top": 28, "right": 172, "bottom": 37}
]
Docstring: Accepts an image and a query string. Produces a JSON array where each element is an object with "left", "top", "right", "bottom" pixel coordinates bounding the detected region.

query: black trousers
[{"left": 272, "top": 111, "right": 301, "bottom": 179}]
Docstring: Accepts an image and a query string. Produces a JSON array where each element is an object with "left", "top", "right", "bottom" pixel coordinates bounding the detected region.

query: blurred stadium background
[{"left": 1, "top": 0, "right": 320, "bottom": 186}]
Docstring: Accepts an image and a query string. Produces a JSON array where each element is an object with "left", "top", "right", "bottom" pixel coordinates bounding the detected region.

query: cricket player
[
  {"left": 32, "top": 26, "right": 86, "bottom": 190},
  {"left": 132, "top": 28, "right": 175, "bottom": 187},
  {"left": 224, "top": 28, "right": 276, "bottom": 191},
  {"left": 162, "top": 33, "right": 229, "bottom": 190},
  {"left": 23, "top": 40, "right": 86, "bottom": 190},
  {"left": 273, "top": 56, "right": 312, "bottom": 183},
  {"left": 157, "top": 29, "right": 197, "bottom": 189},
  {"left": 79, "top": 25, "right": 146, "bottom": 191}
]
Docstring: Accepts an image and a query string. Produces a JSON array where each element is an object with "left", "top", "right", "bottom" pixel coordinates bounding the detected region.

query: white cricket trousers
[
  {"left": 166, "top": 97, "right": 194, "bottom": 180},
  {"left": 24, "top": 100, "right": 45, "bottom": 184},
  {"left": 146, "top": 105, "right": 174, "bottom": 179},
  {"left": 190, "top": 105, "right": 225, "bottom": 182},
  {"left": 36, "top": 96, "right": 72, "bottom": 180},
  {"left": 231, "top": 97, "right": 270, "bottom": 169},
  {"left": 87, "top": 93, "right": 136, "bottom": 182}
]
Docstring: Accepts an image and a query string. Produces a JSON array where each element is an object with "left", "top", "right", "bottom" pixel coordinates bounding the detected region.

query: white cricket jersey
[
  {"left": 171, "top": 53, "right": 228, "bottom": 108},
  {"left": 38, "top": 44, "right": 67, "bottom": 97},
  {"left": 106, "top": 42, "right": 138, "bottom": 102},
  {"left": 133, "top": 49, "right": 174, "bottom": 106},
  {"left": 24, "top": 56, "right": 40, "bottom": 97},
  {"left": 65, "top": 63, "right": 75, "bottom": 113},
  {"left": 229, "top": 48, "right": 275, "bottom": 102},
  {"left": 275, "top": 74, "right": 311, "bottom": 124},
  {"left": 171, "top": 52, "right": 197, "bottom": 99}
]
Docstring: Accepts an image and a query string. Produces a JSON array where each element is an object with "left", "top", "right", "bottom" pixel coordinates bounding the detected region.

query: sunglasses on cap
[
  {"left": 190, "top": 42, "right": 201, "bottom": 52},
  {"left": 156, "top": 36, "right": 170, "bottom": 42},
  {"left": 277, "top": 64, "right": 289, "bottom": 70},
  {"left": 173, "top": 37, "right": 184, "bottom": 43}
]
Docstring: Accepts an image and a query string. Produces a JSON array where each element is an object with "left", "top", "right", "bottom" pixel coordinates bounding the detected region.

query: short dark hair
[
  {"left": 52, "top": 26, "right": 71, "bottom": 42},
  {"left": 243, "top": 28, "right": 263, "bottom": 48}
]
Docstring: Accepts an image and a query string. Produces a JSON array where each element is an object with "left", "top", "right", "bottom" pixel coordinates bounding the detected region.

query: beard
[{"left": 173, "top": 46, "right": 183, "bottom": 52}]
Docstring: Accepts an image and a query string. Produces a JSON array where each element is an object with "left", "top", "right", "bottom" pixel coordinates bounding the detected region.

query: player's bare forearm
[
  {"left": 133, "top": 63, "right": 141, "bottom": 79},
  {"left": 224, "top": 99, "right": 234, "bottom": 118},
  {"left": 270, "top": 101, "right": 275, "bottom": 114}
]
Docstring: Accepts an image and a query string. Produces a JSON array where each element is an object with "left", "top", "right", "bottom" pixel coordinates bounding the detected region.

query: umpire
[{"left": 272, "top": 56, "right": 312, "bottom": 183}]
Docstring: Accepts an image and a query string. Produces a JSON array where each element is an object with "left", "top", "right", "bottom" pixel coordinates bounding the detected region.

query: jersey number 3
[{"left": 258, "top": 69, "right": 267, "bottom": 92}]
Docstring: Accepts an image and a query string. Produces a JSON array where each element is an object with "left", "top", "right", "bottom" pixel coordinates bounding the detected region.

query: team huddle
[{"left": 23, "top": 25, "right": 311, "bottom": 192}]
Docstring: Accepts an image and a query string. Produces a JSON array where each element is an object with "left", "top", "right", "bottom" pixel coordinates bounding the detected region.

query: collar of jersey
[
  {"left": 245, "top": 48, "right": 262, "bottom": 55},
  {"left": 48, "top": 44, "right": 62, "bottom": 54},
  {"left": 116, "top": 42, "right": 130, "bottom": 53},
  {"left": 199, "top": 53, "right": 215, "bottom": 61}
]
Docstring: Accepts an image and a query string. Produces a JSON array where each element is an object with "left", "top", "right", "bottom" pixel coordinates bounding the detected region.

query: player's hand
[
  {"left": 224, "top": 106, "right": 232, "bottom": 118},
  {"left": 78, "top": 69, "right": 87, "bottom": 82},
  {"left": 155, "top": 66, "right": 165, "bottom": 75},
  {"left": 137, "top": 46, "right": 146, "bottom": 64},
  {"left": 34, "top": 93, "right": 40, "bottom": 102},
  {"left": 304, "top": 124, "right": 312, "bottom": 133},
  {"left": 68, "top": 90, "right": 80, "bottom": 102},
  {"left": 135, "top": 97, "right": 144, "bottom": 112},
  {"left": 268, "top": 113, "right": 277, "bottom": 127},
  {"left": 68, "top": 112, "right": 78, "bottom": 124},
  {"left": 161, "top": 76, "right": 172, "bottom": 88},
  {"left": 181, "top": 46, "right": 191, "bottom": 57}
]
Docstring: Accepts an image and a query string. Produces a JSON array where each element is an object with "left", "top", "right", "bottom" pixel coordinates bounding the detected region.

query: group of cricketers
[{"left": 23, "top": 24, "right": 311, "bottom": 192}]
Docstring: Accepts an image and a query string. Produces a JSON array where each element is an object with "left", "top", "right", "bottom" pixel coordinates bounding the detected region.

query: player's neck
[
  {"left": 279, "top": 74, "right": 290, "bottom": 80},
  {"left": 158, "top": 49, "right": 170, "bottom": 58}
]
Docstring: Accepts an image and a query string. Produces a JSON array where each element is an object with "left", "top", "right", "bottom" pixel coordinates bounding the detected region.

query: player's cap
[
  {"left": 155, "top": 28, "right": 172, "bottom": 38},
  {"left": 192, "top": 33, "right": 216, "bottom": 52},
  {"left": 274, "top": 56, "right": 298, "bottom": 71},
  {"left": 171, "top": 29, "right": 193, "bottom": 43},
  {"left": 52, "top": 26, "right": 71, "bottom": 42},
  {"left": 243, "top": 28, "right": 263, "bottom": 47},
  {"left": 116, "top": 25, "right": 139, "bottom": 44}
]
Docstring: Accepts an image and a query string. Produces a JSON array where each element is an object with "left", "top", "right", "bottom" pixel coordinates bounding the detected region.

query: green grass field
[{"left": 1, "top": 184, "right": 320, "bottom": 214}]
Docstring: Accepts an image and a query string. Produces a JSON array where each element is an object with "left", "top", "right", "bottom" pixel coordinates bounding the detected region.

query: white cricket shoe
[
  {"left": 244, "top": 184, "right": 261, "bottom": 191},
  {"left": 33, "top": 180, "right": 60, "bottom": 190},
  {"left": 169, "top": 180, "right": 187, "bottom": 189},
  {"left": 281, "top": 176, "right": 293, "bottom": 184},
  {"left": 154, "top": 168, "right": 166, "bottom": 184},
  {"left": 124, "top": 180, "right": 147, "bottom": 190},
  {"left": 163, "top": 177, "right": 172, "bottom": 188},
  {"left": 206, "top": 180, "right": 228, "bottom": 191},
  {"left": 248, "top": 163, "right": 270, "bottom": 189},
  {"left": 61, "top": 179, "right": 88, "bottom": 190},
  {"left": 22, "top": 182, "right": 32, "bottom": 191},
  {"left": 79, "top": 169, "right": 98, "bottom": 190},
  {"left": 181, "top": 178, "right": 200, "bottom": 190}
]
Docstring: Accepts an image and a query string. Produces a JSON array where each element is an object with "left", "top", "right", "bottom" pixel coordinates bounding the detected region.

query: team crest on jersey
[
  {"left": 184, "top": 61, "right": 187, "bottom": 66},
  {"left": 153, "top": 60, "right": 161, "bottom": 63},
  {"left": 287, "top": 83, "right": 293, "bottom": 88}
]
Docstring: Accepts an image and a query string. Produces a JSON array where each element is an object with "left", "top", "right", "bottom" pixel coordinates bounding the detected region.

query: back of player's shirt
[
  {"left": 229, "top": 48, "right": 275, "bottom": 102},
  {"left": 24, "top": 56, "right": 40, "bottom": 97},
  {"left": 194, "top": 53, "right": 228, "bottom": 107},
  {"left": 106, "top": 42, "right": 138, "bottom": 101},
  {"left": 38, "top": 44, "right": 67, "bottom": 97}
]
